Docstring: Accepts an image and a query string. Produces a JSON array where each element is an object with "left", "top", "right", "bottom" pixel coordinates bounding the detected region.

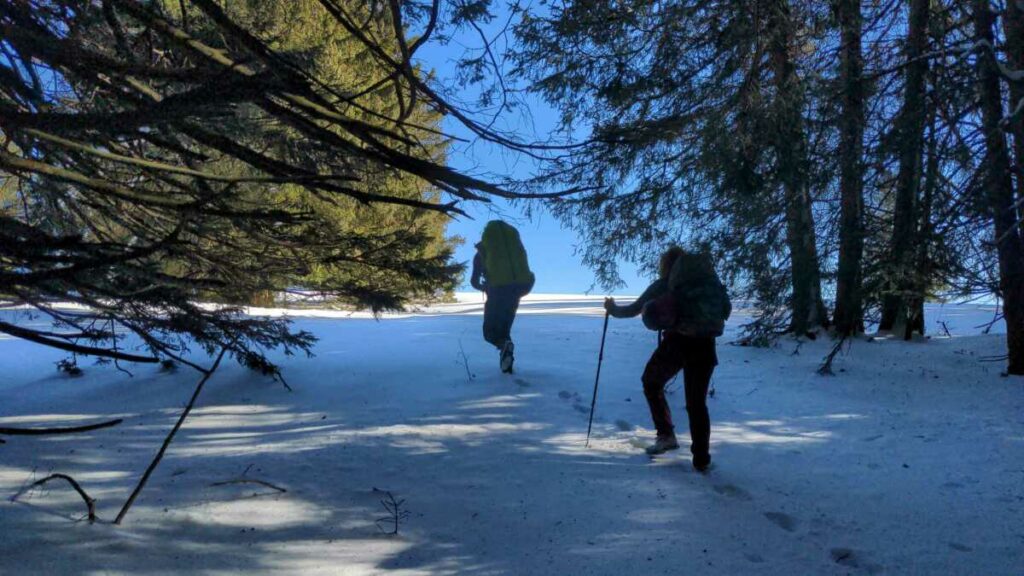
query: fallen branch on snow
[
  {"left": 457, "top": 339, "right": 475, "bottom": 382},
  {"left": 210, "top": 478, "right": 287, "bottom": 493},
  {"left": 10, "top": 473, "right": 97, "bottom": 523},
  {"left": 938, "top": 320, "right": 952, "bottom": 338},
  {"left": 114, "top": 344, "right": 231, "bottom": 524},
  {"left": 791, "top": 340, "right": 805, "bottom": 356},
  {"left": 818, "top": 336, "right": 850, "bottom": 376},
  {"left": 0, "top": 418, "right": 123, "bottom": 436}
]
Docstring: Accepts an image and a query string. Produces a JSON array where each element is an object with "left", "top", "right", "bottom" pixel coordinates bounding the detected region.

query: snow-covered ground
[{"left": 1, "top": 298, "right": 1022, "bottom": 575}]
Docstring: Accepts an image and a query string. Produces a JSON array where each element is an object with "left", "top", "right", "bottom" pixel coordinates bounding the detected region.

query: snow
[{"left": 1, "top": 298, "right": 1022, "bottom": 575}]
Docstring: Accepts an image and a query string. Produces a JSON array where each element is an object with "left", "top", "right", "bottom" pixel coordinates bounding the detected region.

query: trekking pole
[{"left": 585, "top": 310, "right": 611, "bottom": 447}]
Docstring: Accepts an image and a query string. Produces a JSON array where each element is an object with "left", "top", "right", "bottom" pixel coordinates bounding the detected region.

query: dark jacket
[
  {"left": 607, "top": 279, "right": 668, "bottom": 319},
  {"left": 610, "top": 279, "right": 718, "bottom": 365},
  {"left": 609, "top": 276, "right": 727, "bottom": 337}
]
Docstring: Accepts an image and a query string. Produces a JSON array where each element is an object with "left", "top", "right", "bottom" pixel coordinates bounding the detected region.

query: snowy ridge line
[
  {"left": 0, "top": 296, "right": 993, "bottom": 322},
  {"left": 0, "top": 296, "right": 620, "bottom": 320},
  {"left": 247, "top": 294, "right": 762, "bottom": 320}
]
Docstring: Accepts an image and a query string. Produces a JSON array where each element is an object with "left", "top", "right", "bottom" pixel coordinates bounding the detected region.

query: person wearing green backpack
[
  {"left": 470, "top": 220, "right": 536, "bottom": 373},
  {"left": 603, "top": 246, "right": 730, "bottom": 472}
]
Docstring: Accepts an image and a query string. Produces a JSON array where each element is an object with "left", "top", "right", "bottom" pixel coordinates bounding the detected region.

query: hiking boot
[
  {"left": 500, "top": 340, "right": 515, "bottom": 373},
  {"left": 693, "top": 454, "right": 712, "bottom": 473},
  {"left": 644, "top": 435, "right": 680, "bottom": 455}
]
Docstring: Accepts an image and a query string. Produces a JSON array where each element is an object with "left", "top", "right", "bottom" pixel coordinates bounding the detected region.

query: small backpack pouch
[{"left": 641, "top": 291, "right": 679, "bottom": 331}]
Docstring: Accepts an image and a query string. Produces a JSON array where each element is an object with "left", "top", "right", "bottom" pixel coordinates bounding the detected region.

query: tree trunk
[
  {"left": 767, "top": 0, "right": 829, "bottom": 334},
  {"left": 1003, "top": 0, "right": 1024, "bottom": 206},
  {"left": 879, "top": 0, "right": 930, "bottom": 336},
  {"left": 973, "top": 0, "right": 1024, "bottom": 374},
  {"left": 832, "top": 0, "right": 866, "bottom": 336},
  {"left": 909, "top": 114, "right": 940, "bottom": 339}
]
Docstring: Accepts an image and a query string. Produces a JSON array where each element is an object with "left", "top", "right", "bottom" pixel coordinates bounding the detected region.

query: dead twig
[
  {"left": 818, "top": 335, "right": 850, "bottom": 376},
  {"left": 10, "top": 473, "right": 97, "bottom": 523},
  {"left": 974, "top": 301, "right": 1003, "bottom": 335},
  {"left": 457, "top": 339, "right": 475, "bottom": 382},
  {"left": 791, "top": 339, "right": 805, "bottom": 356},
  {"left": 114, "top": 344, "right": 231, "bottom": 524},
  {"left": 938, "top": 320, "right": 952, "bottom": 337},
  {"left": 373, "top": 489, "right": 409, "bottom": 535},
  {"left": 210, "top": 478, "right": 287, "bottom": 493},
  {"left": 0, "top": 418, "right": 123, "bottom": 436}
]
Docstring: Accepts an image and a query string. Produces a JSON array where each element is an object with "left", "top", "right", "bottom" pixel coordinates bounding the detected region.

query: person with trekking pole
[
  {"left": 603, "top": 246, "right": 730, "bottom": 472},
  {"left": 470, "top": 220, "right": 535, "bottom": 373}
]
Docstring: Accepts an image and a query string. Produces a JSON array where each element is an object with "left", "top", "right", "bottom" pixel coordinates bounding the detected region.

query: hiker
[
  {"left": 603, "top": 246, "right": 730, "bottom": 472},
  {"left": 470, "top": 220, "right": 535, "bottom": 373}
]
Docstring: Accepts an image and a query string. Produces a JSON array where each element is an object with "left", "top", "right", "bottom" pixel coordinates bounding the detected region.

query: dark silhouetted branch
[
  {"left": 10, "top": 473, "right": 97, "bottom": 523},
  {"left": 114, "top": 345, "right": 230, "bottom": 524},
  {"left": 0, "top": 418, "right": 123, "bottom": 436}
]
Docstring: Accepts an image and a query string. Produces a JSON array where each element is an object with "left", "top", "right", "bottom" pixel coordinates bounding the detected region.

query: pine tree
[
  {"left": 970, "top": 0, "right": 1024, "bottom": 374},
  {"left": 832, "top": 0, "right": 866, "bottom": 336},
  {"left": 511, "top": 0, "right": 831, "bottom": 336},
  {"left": 0, "top": 0, "right": 518, "bottom": 371},
  {"left": 180, "top": 0, "right": 459, "bottom": 306},
  {"left": 765, "top": 0, "right": 829, "bottom": 334},
  {"left": 878, "top": 0, "right": 931, "bottom": 338}
]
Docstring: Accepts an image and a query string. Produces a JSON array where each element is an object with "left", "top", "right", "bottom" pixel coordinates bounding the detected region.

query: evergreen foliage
[
  {"left": 0, "top": 0, "right": 543, "bottom": 373},
  {"left": 502, "top": 0, "right": 1024, "bottom": 371}
]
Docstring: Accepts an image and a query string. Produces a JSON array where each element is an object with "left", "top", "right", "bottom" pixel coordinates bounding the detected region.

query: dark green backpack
[
  {"left": 480, "top": 220, "right": 534, "bottom": 289},
  {"left": 643, "top": 252, "right": 731, "bottom": 336}
]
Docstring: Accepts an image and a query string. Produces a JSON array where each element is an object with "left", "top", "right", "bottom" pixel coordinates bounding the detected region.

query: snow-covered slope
[{"left": 1, "top": 300, "right": 1021, "bottom": 574}]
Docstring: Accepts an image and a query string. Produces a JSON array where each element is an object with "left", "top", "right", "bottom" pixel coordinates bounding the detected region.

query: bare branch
[
  {"left": 9, "top": 473, "right": 97, "bottom": 523},
  {"left": 114, "top": 344, "right": 231, "bottom": 524},
  {"left": 0, "top": 418, "right": 123, "bottom": 436}
]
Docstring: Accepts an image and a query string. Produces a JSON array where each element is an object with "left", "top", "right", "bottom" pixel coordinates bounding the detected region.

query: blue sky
[{"left": 415, "top": 19, "right": 648, "bottom": 295}]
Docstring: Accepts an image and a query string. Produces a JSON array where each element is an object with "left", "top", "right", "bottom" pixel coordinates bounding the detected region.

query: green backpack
[
  {"left": 642, "top": 252, "right": 731, "bottom": 337},
  {"left": 669, "top": 252, "right": 731, "bottom": 336},
  {"left": 480, "top": 220, "right": 534, "bottom": 289}
]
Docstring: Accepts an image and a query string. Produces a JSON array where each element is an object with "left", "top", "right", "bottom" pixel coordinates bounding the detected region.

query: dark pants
[
  {"left": 483, "top": 285, "right": 524, "bottom": 349},
  {"left": 641, "top": 332, "right": 717, "bottom": 459}
]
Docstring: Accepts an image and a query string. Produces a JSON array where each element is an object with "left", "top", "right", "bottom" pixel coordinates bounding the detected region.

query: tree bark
[
  {"left": 832, "top": 0, "right": 866, "bottom": 336},
  {"left": 879, "top": 0, "right": 930, "bottom": 337},
  {"left": 1003, "top": 0, "right": 1024, "bottom": 206},
  {"left": 767, "top": 0, "right": 829, "bottom": 334},
  {"left": 973, "top": 0, "right": 1024, "bottom": 374},
  {"left": 910, "top": 114, "right": 940, "bottom": 339}
]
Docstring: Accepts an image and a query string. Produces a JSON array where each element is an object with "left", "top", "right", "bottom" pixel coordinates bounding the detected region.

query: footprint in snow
[
  {"left": 615, "top": 419, "right": 632, "bottom": 431},
  {"left": 514, "top": 378, "right": 530, "bottom": 388},
  {"left": 830, "top": 547, "right": 857, "bottom": 566},
  {"left": 573, "top": 403, "right": 588, "bottom": 414},
  {"left": 558, "top": 390, "right": 572, "bottom": 400},
  {"left": 830, "top": 548, "right": 883, "bottom": 574},
  {"left": 764, "top": 511, "right": 798, "bottom": 532},
  {"left": 712, "top": 483, "right": 753, "bottom": 501},
  {"left": 948, "top": 542, "right": 973, "bottom": 552}
]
